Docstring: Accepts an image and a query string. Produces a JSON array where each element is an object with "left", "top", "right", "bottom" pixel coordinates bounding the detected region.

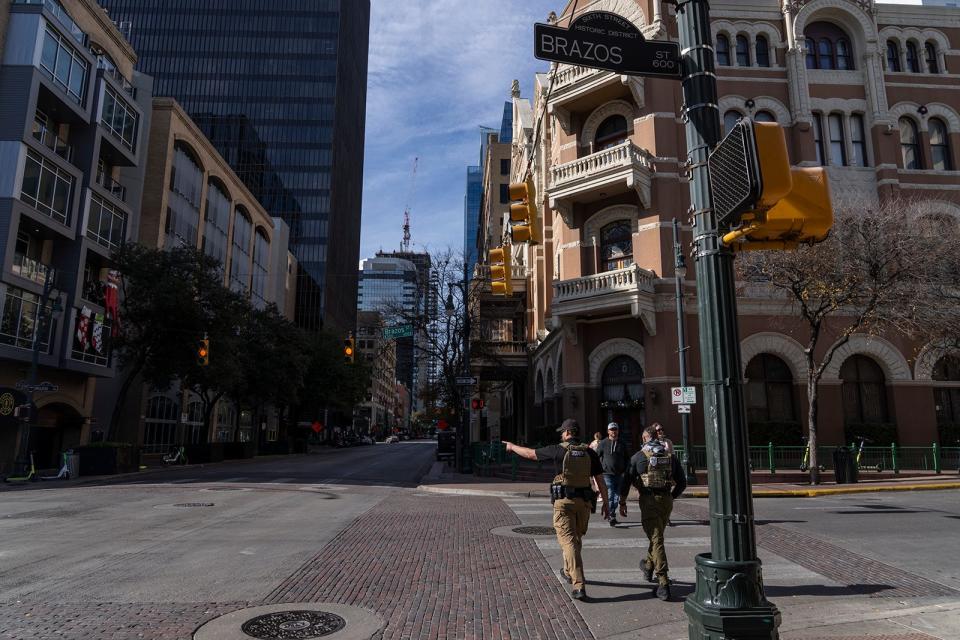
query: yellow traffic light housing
[
  {"left": 508, "top": 176, "right": 541, "bottom": 245},
  {"left": 343, "top": 335, "right": 355, "bottom": 363},
  {"left": 196, "top": 338, "right": 209, "bottom": 366},
  {"left": 488, "top": 246, "right": 513, "bottom": 296},
  {"left": 709, "top": 119, "right": 833, "bottom": 251}
]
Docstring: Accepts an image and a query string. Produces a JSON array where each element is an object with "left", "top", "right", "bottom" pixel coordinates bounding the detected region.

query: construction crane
[{"left": 401, "top": 156, "right": 418, "bottom": 252}]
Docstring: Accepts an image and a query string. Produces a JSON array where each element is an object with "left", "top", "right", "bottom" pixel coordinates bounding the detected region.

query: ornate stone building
[{"left": 500, "top": 0, "right": 960, "bottom": 450}]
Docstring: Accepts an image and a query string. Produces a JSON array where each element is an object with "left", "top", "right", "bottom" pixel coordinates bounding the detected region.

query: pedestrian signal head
[
  {"left": 488, "top": 246, "right": 513, "bottom": 296},
  {"left": 508, "top": 177, "right": 541, "bottom": 245}
]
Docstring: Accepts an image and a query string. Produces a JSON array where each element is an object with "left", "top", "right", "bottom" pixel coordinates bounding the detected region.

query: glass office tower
[{"left": 98, "top": 0, "right": 370, "bottom": 332}]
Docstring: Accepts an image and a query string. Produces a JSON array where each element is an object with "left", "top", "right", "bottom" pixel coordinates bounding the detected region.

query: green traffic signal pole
[{"left": 675, "top": 1, "right": 781, "bottom": 638}]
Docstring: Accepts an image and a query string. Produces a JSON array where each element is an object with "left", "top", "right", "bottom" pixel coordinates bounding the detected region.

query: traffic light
[
  {"left": 488, "top": 245, "right": 513, "bottom": 296},
  {"left": 508, "top": 176, "right": 541, "bottom": 244},
  {"left": 470, "top": 398, "right": 485, "bottom": 411},
  {"left": 709, "top": 119, "right": 833, "bottom": 251},
  {"left": 343, "top": 335, "right": 355, "bottom": 363},
  {"left": 196, "top": 338, "right": 209, "bottom": 366}
]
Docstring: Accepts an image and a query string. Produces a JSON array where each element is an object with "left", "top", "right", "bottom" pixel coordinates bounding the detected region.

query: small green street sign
[{"left": 383, "top": 325, "right": 414, "bottom": 339}]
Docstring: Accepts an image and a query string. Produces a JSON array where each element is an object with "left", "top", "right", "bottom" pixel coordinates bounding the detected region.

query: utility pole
[
  {"left": 676, "top": 1, "right": 781, "bottom": 637},
  {"left": 673, "top": 218, "right": 697, "bottom": 486}
]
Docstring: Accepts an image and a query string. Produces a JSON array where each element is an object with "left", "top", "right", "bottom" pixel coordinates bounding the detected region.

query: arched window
[
  {"left": 755, "top": 110, "right": 776, "bottom": 123},
  {"left": 601, "top": 356, "right": 644, "bottom": 446},
  {"left": 836, "top": 39, "right": 852, "bottom": 70},
  {"left": 143, "top": 396, "right": 179, "bottom": 453},
  {"left": 851, "top": 114, "right": 868, "bottom": 167},
  {"left": 932, "top": 355, "right": 960, "bottom": 434},
  {"left": 804, "top": 22, "right": 854, "bottom": 70},
  {"left": 723, "top": 110, "right": 743, "bottom": 134},
  {"left": 230, "top": 207, "right": 253, "bottom": 293},
  {"left": 600, "top": 220, "right": 633, "bottom": 272},
  {"left": 828, "top": 113, "right": 846, "bottom": 166},
  {"left": 755, "top": 35, "right": 770, "bottom": 67},
  {"left": 203, "top": 180, "right": 230, "bottom": 269},
  {"left": 167, "top": 143, "right": 203, "bottom": 246},
  {"left": 535, "top": 370, "right": 544, "bottom": 405},
  {"left": 925, "top": 42, "right": 940, "bottom": 74},
  {"left": 594, "top": 114, "right": 629, "bottom": 150},
  {"left": 899, "top": 117, "right": 922, "bottom": 169},
  {"left": 251, "top": 228, "right": 270, "bottom": 305},
  {"left": 745, "top": 354, "right": 795, "bottom": 423},
  {"left": 716, "top": 34, "right": 730, "bottom": 66},
  {"left": 184, "top": 400, "right": 205, "bottom": 444},
  {"left": 736, "top": 35, "right": 750, "bottom": 66},
  {"left": 886, "top": 40, "right": 902, "bottom": 72},
  {"left": 929, "top": 118, "right": 952, "bottom": 171},
  {"left": 906, "top": 42, "right": 921, "bottom": 73},
  {"left": 840, "top": 355, "right": 889, "bottom": 425}
]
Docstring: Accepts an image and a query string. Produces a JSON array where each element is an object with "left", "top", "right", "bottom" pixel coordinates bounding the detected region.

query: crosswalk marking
[{"left": 536, "top": 536, "right": 712, "bottom": 550}]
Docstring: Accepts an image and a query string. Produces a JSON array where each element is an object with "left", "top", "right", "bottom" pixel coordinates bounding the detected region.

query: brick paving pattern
[
  {"left": 790, "top": 635, "right": 941, "bottom": 640},
  {"left": 671, "top": 502, "right": 959, "bottom": 598},
  {"left": 267, "top": 493, "right": 592, "bottom": 640}
]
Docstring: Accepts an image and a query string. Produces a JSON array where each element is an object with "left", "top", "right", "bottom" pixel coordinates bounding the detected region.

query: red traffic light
[{"left": 437, "top": 419, "right": 449, "bottom": 430}]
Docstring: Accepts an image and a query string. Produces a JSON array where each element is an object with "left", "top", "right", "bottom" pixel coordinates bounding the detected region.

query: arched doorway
[
  {"left": 840, "top": 355, "right": 892, "bottom": 443},
  {"left": 29, "top": 402, "right": 84, "bottom": 469},
  {"left": 932, "top": 354, "right": 960, "bottom": 446},
  {"left": 600, "top": 356, "right": 645, "bottom": 449},
  {"left": 745, "top": 354, "right": 799, "bottom": 443}
]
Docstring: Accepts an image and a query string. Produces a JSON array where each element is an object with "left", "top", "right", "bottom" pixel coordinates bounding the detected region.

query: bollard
[
  {"left": 768, "top": 442, "right": 776, "bottom": 474},
  {"left": 891, "top": 442, "right": 899, "bottom": 475},
  {"left": 933, "top": 442, "right": 941, "bottom": 474}
]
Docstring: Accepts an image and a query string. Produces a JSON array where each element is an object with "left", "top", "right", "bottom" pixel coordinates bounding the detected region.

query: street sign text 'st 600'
[{"left": 534, "top": 11, "right": 680, "bottom": 79}]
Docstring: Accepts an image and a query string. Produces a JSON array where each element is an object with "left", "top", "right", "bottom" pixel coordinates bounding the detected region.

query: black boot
[{"left": 656, "top": 582, "right": 671, "bottom": 601}]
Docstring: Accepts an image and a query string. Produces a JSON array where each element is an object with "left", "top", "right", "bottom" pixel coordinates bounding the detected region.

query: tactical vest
[
  {"left": 554, "top": 442, "right": 593, "bottom": 488},
  {"left": 640, "top": 442, "right": 673, "bottom": 490}
]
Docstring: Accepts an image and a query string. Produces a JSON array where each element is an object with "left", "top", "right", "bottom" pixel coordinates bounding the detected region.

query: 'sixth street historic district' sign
[{"left": 534, "top": 11, "right": 680, "bottom": 79}]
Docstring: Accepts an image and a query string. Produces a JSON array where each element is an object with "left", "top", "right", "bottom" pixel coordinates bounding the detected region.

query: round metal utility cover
[
  {"left": 174, "top": 502, "right": 215, "bottom": 507},
  {"left": 241, "top": 610, "right": 346, "bottom": 639},
  {"left": 512, "top": 525, "right": 556, "bottom": 536}
]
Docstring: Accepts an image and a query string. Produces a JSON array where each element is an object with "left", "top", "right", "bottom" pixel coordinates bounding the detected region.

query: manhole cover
[
  {"left": 241, "top": 610, "right": 346, "bottom": 639},
  {"left": 206, "top": 487, "right": 242, "bottom": 491},
  {"left": 173, "top": 502, "right": 215, "bottom": 508},
  {"left": 512, "top": 526, "right": 555, "bottom": 535}
]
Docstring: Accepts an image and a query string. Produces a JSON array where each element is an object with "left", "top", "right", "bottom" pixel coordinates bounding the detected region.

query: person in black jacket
[
  {"left": 619, "top": 426, "right": 687, "bottom": 601},
  {"left": 595, "top": 422, "right": 630, "bottom": 526}
]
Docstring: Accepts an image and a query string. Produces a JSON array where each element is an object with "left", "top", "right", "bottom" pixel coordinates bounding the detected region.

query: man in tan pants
[{"left": 505, "top": 418, "right": 608, "bottom": 600}]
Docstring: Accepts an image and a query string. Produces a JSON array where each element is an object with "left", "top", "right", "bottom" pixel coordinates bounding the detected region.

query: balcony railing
[
  {"left": 32, "top": 127, "right": 73, "bottom": 162},
  {"left": 552, "top": 64, "right": 606, "bottom": 92},
  {"left": 97, "top": 60, "right": 137, "bottom": 99},
  {"left": 551, "top": 141, "right": 653, "bottom": 186},
  {"left": 11, "top": 253, "right": 55, "bottom": 286},
  {"left": 553, "top": 264, "right": 655, "bottom": 303},
  {"left": 14, "top": 0, "right": 86, "bottom": 44},
  {"left": 96, "top": 170, "right": 127, "bottom": 202}
]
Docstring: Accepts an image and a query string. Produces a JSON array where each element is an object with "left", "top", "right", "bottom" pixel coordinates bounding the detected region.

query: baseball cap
[
  {"left": 607, "top": 422, "right": 620, "bottom": 430},
  {"left": 557, "top": 418, "right": 580, "bottom": 434}
]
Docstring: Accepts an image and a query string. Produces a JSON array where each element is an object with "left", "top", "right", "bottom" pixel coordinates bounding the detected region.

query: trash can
[
  {"left": 847, "top": 449, "right": 859, "bottom": 484},
  {"left": 833, "top": 447, "right": 850, "bottom": 484}
]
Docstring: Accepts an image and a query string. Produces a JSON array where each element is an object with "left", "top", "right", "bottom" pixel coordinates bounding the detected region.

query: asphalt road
[{"left": 0, "top": 441, "right": 436, "bottom": 604}]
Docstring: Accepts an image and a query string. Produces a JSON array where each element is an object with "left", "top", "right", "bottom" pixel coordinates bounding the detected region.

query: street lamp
[
  {"left": 673, "top": 218, "right": 697, "bottom": 485},
  {"left": 445, "top": 280, "right": 471, "bottom": 473}
]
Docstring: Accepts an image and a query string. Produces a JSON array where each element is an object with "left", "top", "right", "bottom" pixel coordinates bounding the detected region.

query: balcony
[
  {"left": 551, "top": 264, "right": 657, "bottom": 335},
  {"left": 32, "top": 127, "right": 73, "bottom": 163},
  {"left": 471, "top": 340, "right": 528, "bottom": 374},
  {"left": 548, "top": 141, "right": 653, "bottom": 226},
  {"left": 547, "top": 66, "right": 644, "bottom": 131},
  {"left": 11, "top": 253, "right": 55, "bottom": 286},
  {"left": 96, "top": 170, "right": 127, "bottom": 202}
]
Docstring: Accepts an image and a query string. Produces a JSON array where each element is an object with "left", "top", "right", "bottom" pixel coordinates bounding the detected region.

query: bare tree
[{"left": 735, "top": 198, "right": 960, "bottom": 483}]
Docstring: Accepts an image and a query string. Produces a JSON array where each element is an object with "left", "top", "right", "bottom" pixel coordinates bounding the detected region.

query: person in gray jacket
[{"left": 595, "top": 422, "right": 631, "bottom": 526}]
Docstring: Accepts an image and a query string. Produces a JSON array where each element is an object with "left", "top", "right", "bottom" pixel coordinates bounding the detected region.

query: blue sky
[{"left": 358, "top": 0, "right": 922, "bottom": 263}]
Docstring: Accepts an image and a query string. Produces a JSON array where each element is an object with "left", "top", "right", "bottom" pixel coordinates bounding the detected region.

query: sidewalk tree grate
[
  {"left": 173, "top": 502, "right": 215, "bottom": 507},
  {"left": 512, "top": 525, "right": 556, "bottom": 536},
  {"left": 240, "top": 610, "right": 346, "bottom": 639}
]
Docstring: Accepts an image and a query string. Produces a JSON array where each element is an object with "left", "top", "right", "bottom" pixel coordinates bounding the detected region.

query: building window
[
  {"left": 100, "top": 86, "right": 138, "bottom": 152},
  {"left": 840, "top": 355, "right": 889, "bottom": 425},
  {"left": 600, "top": 220, "right": 633, "bottom": 272},
  {"left": 887, "top": 40, "right": 902, "bottom": 72},
  {"left": 836, "top": 39, "right": 852, "bottom": 70},
  {"left": 251, "top": 229, "right": 270, "bottom": 305},
  {"left": 736, "top": 35, "right": 750, "bottom": 66},
  {"left": 595, "top": 115, "right": 629, "bottom": 150},
  {"left": 167, "top": 144, "right": 203, "bottom": 246},
  {"left": 716, "top": 34, "right": 730, "bottom": 66},
  {"left": 39, "top": 27, "right": 88, "bottom": 105},
  {"left": 203, "top": 181, "right": 231, "bottom": 268},
  {"left": 20, "top": 150, "right": 72, "bottom": 225},
  {"left": 0, "top": 286, "right": 52, "bottom": 351},
  {"left": 755, "top": 36, "right": 770, "bottom": 67},
  {"left": 87, "top": 193, "right": 127, "bottom": 251},
  {"left": 500, "top": 158, "right": 510, "bottom": 175},
  {"left": 143, "top": 396, "right": 179, "bottom": 454},
  {"left": 804, "top": 23, "right": 854, "bottom": 70},
  {"left": 745, "top": 354, "right": 795, "bottom": 423},
  {"left": 230, "top": 209, "right": 253, "bottom": 293},
  {"left": 828, "top": 114, "right": 846, "bottom": 166},
  {"left": 499, "top": 183, "right": 510, "bottom": 204},
  {"left": 933, "top": 355, "right": 960, "bottom": 434},
  {"left": 818, "top": 39, "right": 835, "bottom": 70},
  {"left": 929, "top": 118, "right": 952, "bottom": 171},
  {"left": 906, "top": 42, "right": 920, "bottom": 73},
  {"left": 925, "top": 42, "right": 940, "bottom": 74},
  {"left": 899, "top": 117, "right": 922, "bottom": 170},
  {"left": 804, "top": 39, "right": 817, "bottom": 69},
  {"left": 813, "top": 113, "right": 826, "bottom": 166},
  {"left": 723, "top": 110, "right": 743, "bottom": 134},
  {"left": 755, "top": 111, "right": 776, "bottom": 123},
  {"left": 851, "top": 114, "right": 868, "bottom": 167}
]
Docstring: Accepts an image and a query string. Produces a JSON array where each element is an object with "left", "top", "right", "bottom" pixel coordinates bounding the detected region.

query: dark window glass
[
  {"left": 887, "top": 40, "right": 902, "bottom": 72},
  {"left": 600, "top": 220, "right": 633, "bottom": 272},
  {"left": 805, "top": 39, "right": 817, "bottom": 69},
  {"left": 933, "top": 356, "right": 960, "bottom": 427},
  {"left": 851, "top": 114, "right": 868, "bottom": 167},
  {"left": 926, "top": 42, "right": 940, "bottom": 74},
  {"left": 500, "top": 158, "right": 510, "bottom": 175},
  {"left": 724, "top": 110, "right": 742, "bottom": 134},
  {"left": 716, "top": 34, "right": 730, "bottom": 66},
  {"left": 899, "top": 117, "right": 922, "bottom": 169},
  {"left": 930, "top": 118, "right": 952, "bottom": 171},
  {"left": 755, "top": 111, "right": 776, "bottom": 123},
  {"left": 818, "top": 39, "right": 835, "bottom": 70},
  {"left": 736, "top": 35, "right": 750, "bottom": 66},
  {"left": 828, "top": 113, "right": 846, "bottom": 166},
  {"left": 804, "top": 22, "right": 853, "bottom": 70},
  {"left": 906, "top": 42, "right": 920, "bottom": 73},
  {"left": 499, "top": 183, "right": 510, "bottom": 204},
  {"left": 813, "top": 113, "right": 826, "bottom": 166},
  {"left": 756, "top": 36, "right": 770, "bottom": 67},
  {"left": 203, "top": 181, "right": 231, "bottom": 269},
  {"left": 595, "top": 115, "right": 629, "bottom": 149},
  {"left": 840, "top": 355, "right": 888, "bottom": 425},
  {"left": 836, "top": 39, "right": 852, "bottom": 70},
  {"left": 745, "top": 354, "right": 795, "bottom": 423}
]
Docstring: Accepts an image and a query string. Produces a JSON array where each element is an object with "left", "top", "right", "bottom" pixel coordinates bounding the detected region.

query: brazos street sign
[{"left": 534, "top": 11, "right": 681, "bottom": 79}]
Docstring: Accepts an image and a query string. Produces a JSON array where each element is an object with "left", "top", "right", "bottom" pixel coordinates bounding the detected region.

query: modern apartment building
[
  {"left": 97, "top": 0, "right": 370, "bottom": 333},
  {"left": 0, "top": 0, "right": 150, "bottom": 473},
  {"left": 492, "top": 0, "right": 960, "bottom": 450}
]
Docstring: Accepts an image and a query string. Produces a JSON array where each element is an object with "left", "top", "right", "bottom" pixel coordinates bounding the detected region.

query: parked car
[{"left": 385, "top": 435, "right": 400, "bottom": 444}]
